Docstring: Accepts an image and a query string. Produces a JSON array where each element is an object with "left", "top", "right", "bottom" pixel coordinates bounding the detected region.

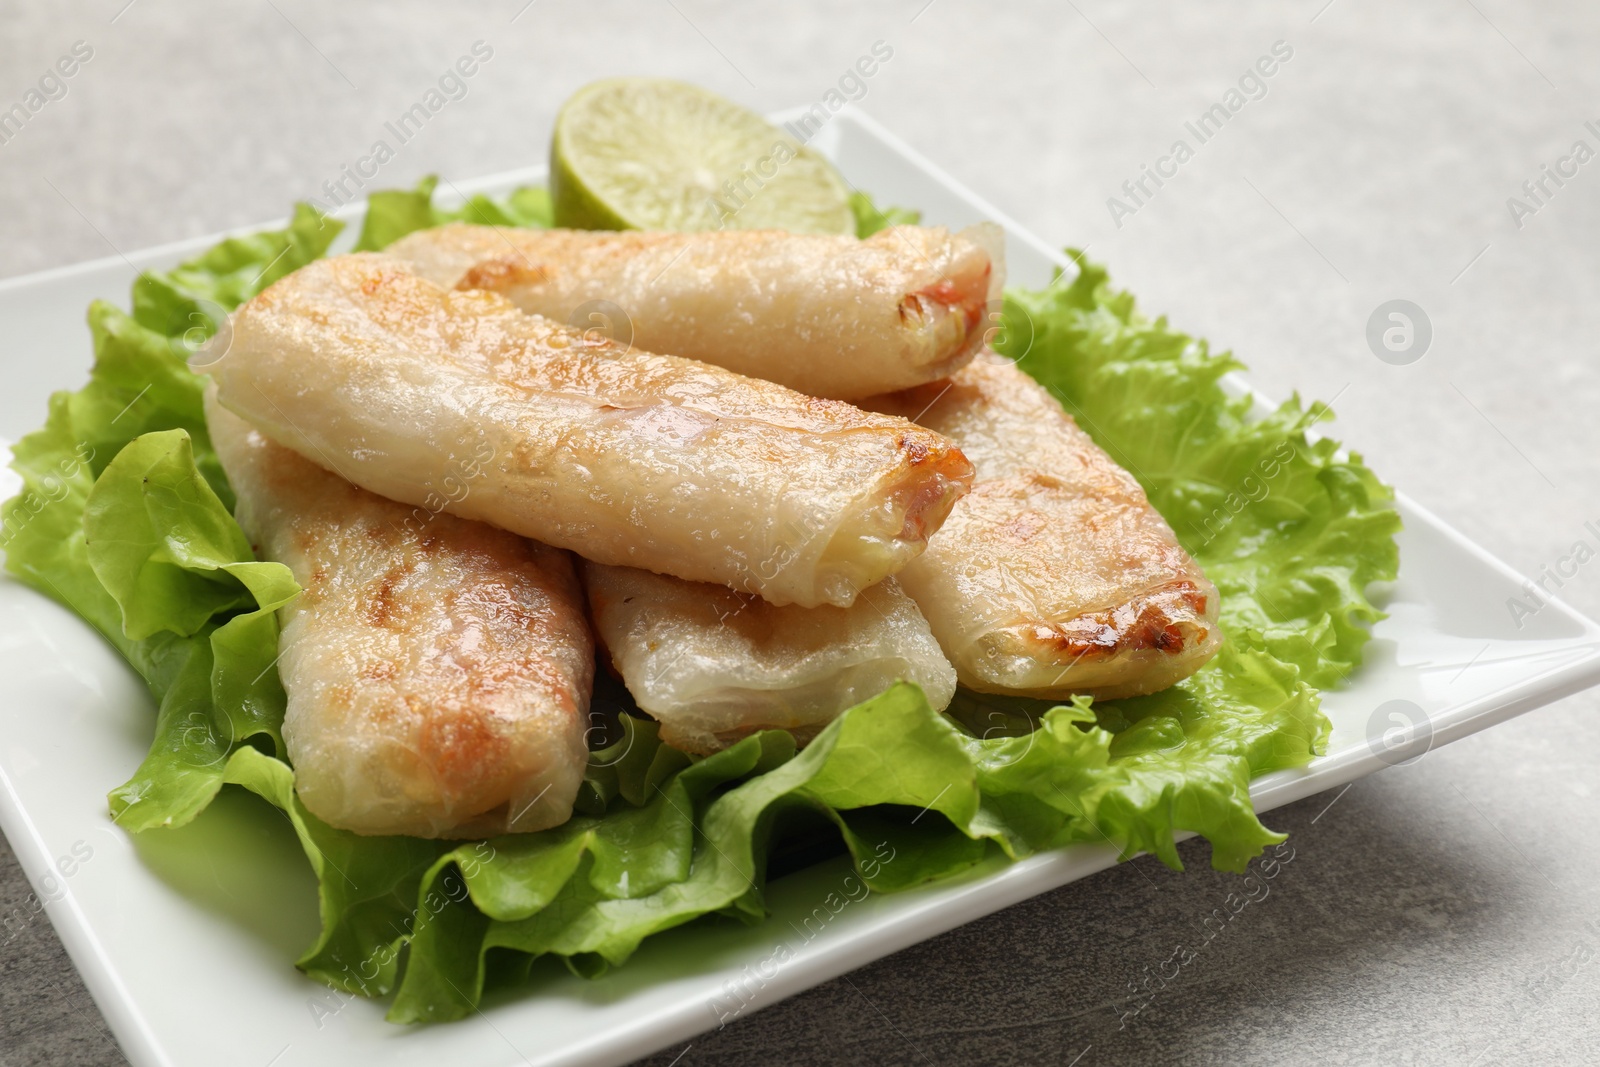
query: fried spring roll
[
  {"left": 213, "top": 254, "right": 972, "bottom": 609},
  {"left": 388, "top": 222, "right": 1005, "bottom": 399},
  {"left": 205, "top": 389, "right": 593, "bottom": 838},
  {"left": 583, "top": 564, "right": 955, "bottom": 754},
  {"left": 864, "top": 354, "right": 1222, "bottom": 700}
]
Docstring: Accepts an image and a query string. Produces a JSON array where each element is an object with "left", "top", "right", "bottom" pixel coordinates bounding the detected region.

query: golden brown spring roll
[
  {"left": 212, "top": 254, "right": 972, "bottom": 609},
  {"left": 864, "top": 354, "right": 1222, "bottom": 700},
  {"left": 205, "top": 389, "right": 593, "bottom": 838},
  {"left": 584, "top": 564, "right": 956, "bottom": 754},
  {"left": 387, "top": 222, "right": 1005, "bottom": 399}
]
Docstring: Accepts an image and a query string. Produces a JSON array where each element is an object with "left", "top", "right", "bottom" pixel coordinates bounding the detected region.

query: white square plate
[{"left": 3, "top": 109, "right": 1599, "bottom": 1067}]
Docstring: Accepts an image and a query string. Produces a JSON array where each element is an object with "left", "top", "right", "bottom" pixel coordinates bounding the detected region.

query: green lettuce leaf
[
  {"left": 353, "top": 175, "right": 552, "bottom": 252},
  {"left": 1, "top": 185, "right": 1399, "bottom": 1025},
  {"left": 202, "top": 745, "right": 445, "bottom": 996},
  {"left": 849, "top": 191, "right": 922, "bottom": 237},
  {"left": 67, "top": 425, "right": 302, "bottom": 830},
  {"left": 131, "top": 203, "right": 341, "bottom": 341}
]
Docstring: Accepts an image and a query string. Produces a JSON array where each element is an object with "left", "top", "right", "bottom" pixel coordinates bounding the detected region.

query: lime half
[{"left": 551, "top": 78, "right": 854, "bottom": 234}]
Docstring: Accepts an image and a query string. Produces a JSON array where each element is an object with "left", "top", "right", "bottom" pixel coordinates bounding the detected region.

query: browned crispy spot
[
  {"left": 800, "top": 395, "right": 856, "bottom": 420},
  {"left": 996, "top": 510, "right": 1050, "bottom": 543},
  {"left": 359, "top": 266, "right": 405, "bottom": 296},
  {"left": 1029, "top": 582, "right": 1211, "bottom": 661},
  {"left": 417, "top": 706, "right": 506, "bottom": 793},
  {"left": 457, "top": 257, "right": 549, "bottom": 292},
  {"left": 364, "top": 565, "right": 407, "bottom": 629},
  {"left": 894, "top": 443, "right": 974, "bottom": 541},
  {"left": 360, "top": 660, "right": 398, "bottom": 681},
  {"left": 898, "top": 432, "right": 931, "bottom": 466}
]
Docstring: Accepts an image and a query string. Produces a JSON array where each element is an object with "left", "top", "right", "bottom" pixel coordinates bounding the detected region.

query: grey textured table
[{"left": 3, "top": 2, "right": 1598, "bottom": 1065}]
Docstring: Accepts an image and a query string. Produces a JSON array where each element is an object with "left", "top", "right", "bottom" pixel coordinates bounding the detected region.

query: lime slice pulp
[{"left": 551, "top": 78, "right": 855, "bottom": 234}]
